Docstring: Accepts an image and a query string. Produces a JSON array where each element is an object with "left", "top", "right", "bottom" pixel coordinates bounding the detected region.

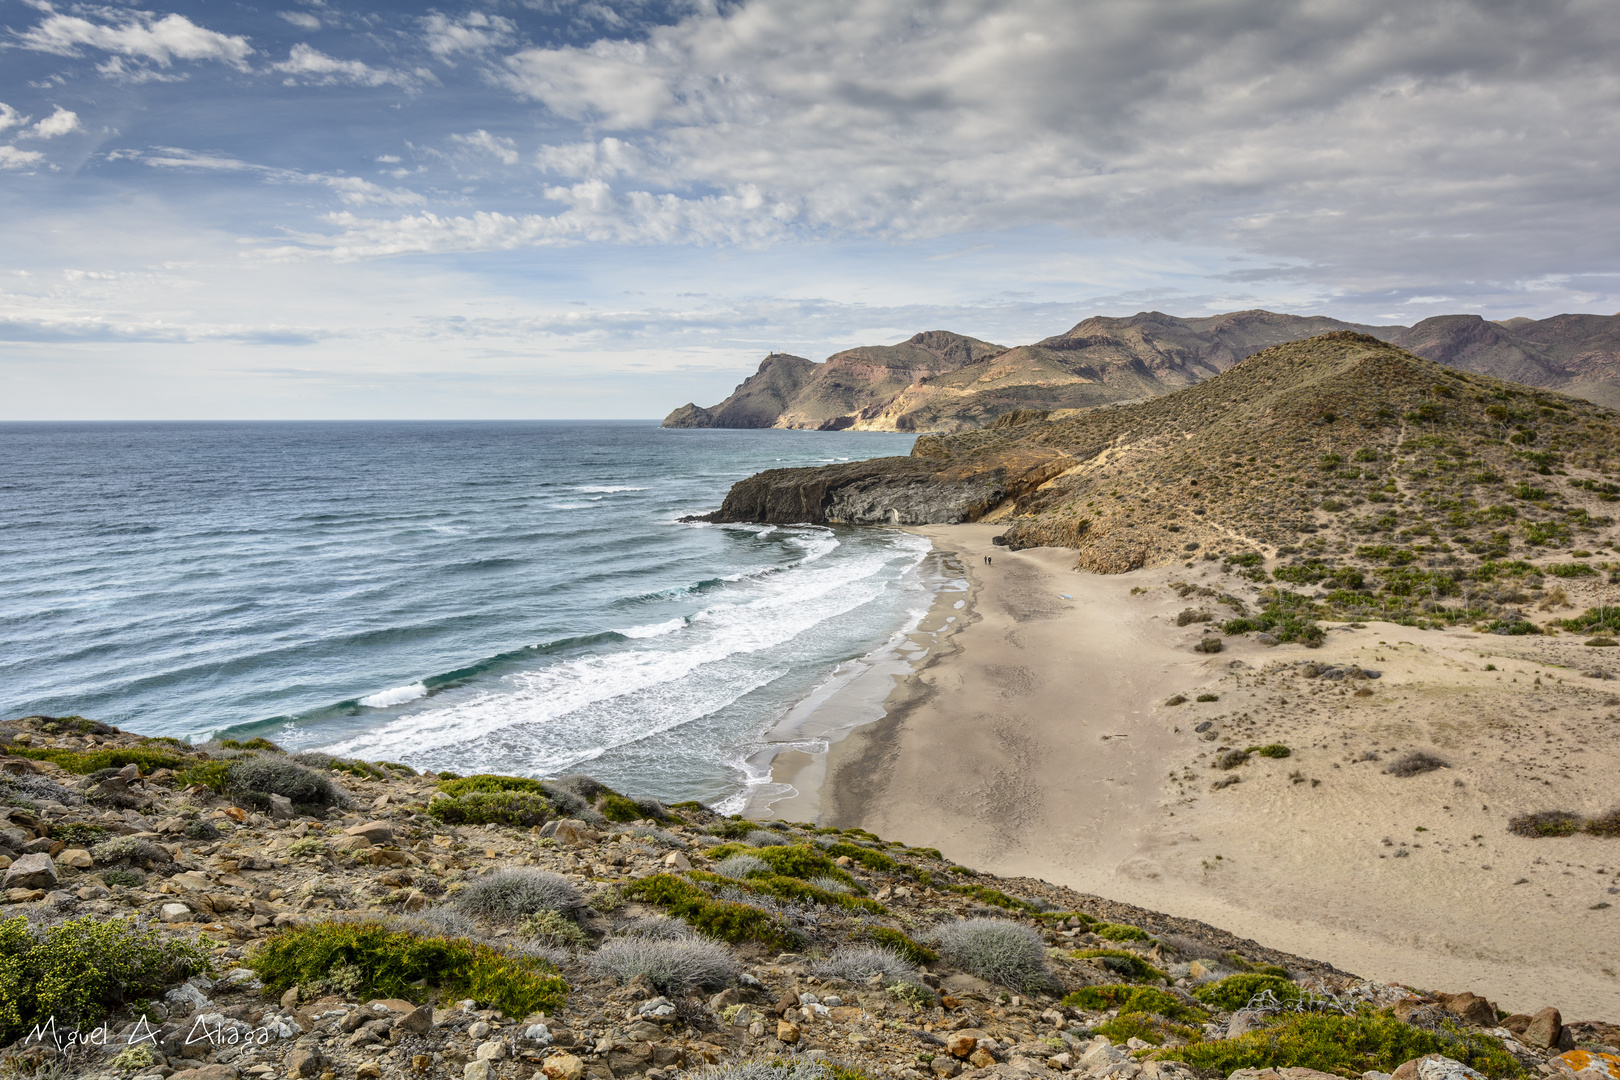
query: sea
[{"left": 0, "top": 421, "right": 944, "bottom": 810}]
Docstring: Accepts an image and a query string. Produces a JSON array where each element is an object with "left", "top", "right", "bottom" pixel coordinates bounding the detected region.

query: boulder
[
  {"left": 947, "top": 1031, "right": 982, "bottom": 1058},
  {"left": 663, "top": 851, "right": 691, "bottom": 871},
  {"left": 159, "top": 902, "right": 194, "bottom": 923},
  {"left": 396, "top": 1004, "right": 434, "bottom": 1033},
  {"left": 2, "top": 853, "right": 58, "bottom": 890},
  {"left": 1438, "top": 992, "right": 1498, "bottom": 1027},
  {"left": 464, "top": 1062, "right": 497, "bottom": 1080},
  {"left": 267, "top": 794, "right": 294, "bottom": 819},
  {"left": 551, "top": 820, "right": 600, "bottom": 847},
  {"left": 777, "top": 1019, "right": 801, "bottom": 1044},
  {"left": 182, "top": 1067, "right": 239, "bottom": 1080},
  {"left": 1525, "top": 1007, "right": 1564, "bottom": 1050},
  {"left": 57, "top": 848, "right": 92, "bottom": 869},
  {"left": 474, "top": 1039, "right": 507, "bottom": 1060},
  {"left": 343, "top": 821, "right": 395, "bottom": 846},
  {"left": 286, "top": 1047, "right": 324, "bottom": 1079},
  {"left": 542, "top": 1054, "right": 585, "bottom": 1080}
]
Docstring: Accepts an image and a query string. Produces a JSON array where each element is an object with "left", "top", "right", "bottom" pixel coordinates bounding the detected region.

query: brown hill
[
  {"left": 665, "top": 311, "right": 1620, "bottom": 433},
  {"left": 705, "top": 333, "right": 1620, "bottom": 595}
]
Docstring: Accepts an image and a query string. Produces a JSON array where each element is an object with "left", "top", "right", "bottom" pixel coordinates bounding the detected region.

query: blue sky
[{"left": 3, "top": 0, "right": 1618, "bottom": 419}]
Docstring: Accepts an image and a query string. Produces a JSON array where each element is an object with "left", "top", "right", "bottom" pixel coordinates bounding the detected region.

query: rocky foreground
[{"left": 0, "top": 714, "right": 1615, "bottom": 1080}]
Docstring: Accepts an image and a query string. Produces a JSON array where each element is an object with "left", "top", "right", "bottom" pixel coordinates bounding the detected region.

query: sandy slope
[{"left": 811, "top": 524, "right": 1620, "bottom": 1018}]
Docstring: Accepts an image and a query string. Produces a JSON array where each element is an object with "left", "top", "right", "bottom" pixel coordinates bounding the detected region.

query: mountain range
[{"left": 663, "top": 310, "right": 1620, "bottom": 433}]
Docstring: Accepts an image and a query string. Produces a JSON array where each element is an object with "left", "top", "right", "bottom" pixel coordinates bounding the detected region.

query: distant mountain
[{"left": 663, "top": 310, "right": 1620, "bottom": 433}]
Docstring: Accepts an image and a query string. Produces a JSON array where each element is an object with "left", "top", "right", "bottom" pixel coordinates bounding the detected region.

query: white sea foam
[
  {"left": 575, "top": 485, "right": 646, "bottom": 493},
  {"left": 319, "top": 531, "right": 933, "bottom": 778},
  {"left": 359, "top": 682, "right": 428, "bottom": 708},
  {"left": 622, "top": 617, "right": 685, "bottom": 639}
]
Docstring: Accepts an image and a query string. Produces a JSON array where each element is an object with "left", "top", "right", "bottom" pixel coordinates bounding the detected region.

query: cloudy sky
[{"left": 3, "top": 0, "right": 1618, "bottom": 419}]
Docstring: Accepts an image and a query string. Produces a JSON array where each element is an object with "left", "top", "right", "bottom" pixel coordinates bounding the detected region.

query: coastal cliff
[
  {"left": 703, "top": 332, "right": 1620, "bottom": 577},
  {"left": 666, "top": 310, "right": 1620, "bottom": 434}
]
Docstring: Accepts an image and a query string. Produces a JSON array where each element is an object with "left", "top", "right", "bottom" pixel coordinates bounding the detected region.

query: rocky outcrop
[{"left": 663, "top": 352, "right": 816, "bottom": 429}]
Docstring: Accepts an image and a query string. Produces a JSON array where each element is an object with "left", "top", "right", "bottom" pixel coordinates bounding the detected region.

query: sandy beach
[{"left": 774, "top": 523, "right": 1620, "bottom": 1018}]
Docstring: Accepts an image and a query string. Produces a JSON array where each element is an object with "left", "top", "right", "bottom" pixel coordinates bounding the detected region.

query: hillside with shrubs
[{"left": 0, "top": 713, "right": 1615, "bottom": 1080}]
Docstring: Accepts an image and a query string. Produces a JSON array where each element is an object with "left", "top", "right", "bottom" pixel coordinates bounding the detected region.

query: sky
[{"left": 2, "top": 0, "right": 1619, "bottom": 420}]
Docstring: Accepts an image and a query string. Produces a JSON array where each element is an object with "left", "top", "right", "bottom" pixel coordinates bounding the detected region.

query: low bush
[
  {"left": 1094, "top": 922, "right": 1152, "bottom": 942},
  {"left": 102, "top": 868, "right": 146, "bottom": 888},
  {"left": 821, "top": 841, "right": 898, "bottom": 872},
  {"left": 1585, "top": 809, "right": 1620, "bottom": 837},
  {"left": 0, "top": 915, "right": 212, "bottom": 1044},
  {"left": 939, "top": 881, "right": 1039, "bottom": 912},
  {"left": 862, "top": 927, "right": 939, "bottom": 967},
  {"left": 437, "top": 773, "right": 544, "bottom": 798},
  {"left": 50, "top": 823, "right": 106, "bottom": 847},
  {"left": 690, "top": 871, "right": 884, "bottom": 915},
  {"left": 454, "top": 869, "right": 583, "bottom": 921},
  {"left": 1192, "top": 973, "right": 1300, "bottom": 1011},
  {"left": 715, "top": 854, "right": 771, "bottom": 879},
  {"left": 1196, "top": 693, "right": 1220, "bottom": 702},
  {"left": 623, "top": 874, "right": 803, "bottom": 951},
  {"left": 520, "top": 910, "right": 590, "bottom": 949},
  {"left": 1385, "top": 751, "right": 1447, "bottom": 778},
  {"left": 1195, "top": 637, "right": 1224, "bottom": 654},
  {"left": 812, "top": 945, "right": 918, "bottom": 986},
  {"left": 184, "top": 818, "right": 222, "bottom": 841},
  {"left": 1062, "top": 985, "right": 1206, "bottom": 1022},
  {"left": 808, "top": 875, "right": 854, "bottom": 894},
  {"left": 930, "top": 918, "right": 1057, "bottom": 994},
  {"left": 247, "top": 920, "right": 568, "bottom": 1017},
  {"left": 1508, "top": 810, "right": 1583, "bottom": 838},
  {"left": 1254, "top": 744, "right": 1292, "bottom": 759},
  {"left": 89, "top": 836, "right": 170, "bottom": 869},
  {"left": 11, "top": 746, "right": 189, "bottom": 775},
  {"left": 629, "top": 824, "right": 682, "bottom": 848},
  {"left": 599, "top": 792, "right": 645, "bottom": 823},
  {"left": 1154, "top": 1010, "right": 1524, "bottom": 1078},
  {"left": 219, "top": 737, "right": 283, "bottom": 752},
  {"left": 588, "top": 935, "right": 737, "bottom": 994},
  {"left": 708, "top": 819, "right": 758, "bottom": 841},
  {"left": 227, "top": 755, "right": 343, "bottom": 809},
  {"left": 1071, "top": 949, "right": 1168, "bottom": 982},
  {"left": 620, "top": 916, "right": 692, "bottom": 940},
  {"left": 426, "top": 790, "right": 553, "bottom": 827},
  {"left": 1096, "top": 1010, "right": 1202, "bottom": 1046},
  {"left": 175, "top": 760, "right": 230, "bottom": 793},
  {"left": 1216, "top": 749, "right": 1250, "bottom": 770},
  {"left": 710, "top": 843, "right": 855, "bottom": 887}
]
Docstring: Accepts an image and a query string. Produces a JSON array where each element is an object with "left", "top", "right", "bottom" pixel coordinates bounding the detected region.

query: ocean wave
[
  {"left": 575, "top": 485, "right": 647, "bottom": 493},
  {"left": 621, "top": 617, "right": 686, "bottom": 639},
  {"left": 359, "top": 682, "right": 428, "bottom": 708}
]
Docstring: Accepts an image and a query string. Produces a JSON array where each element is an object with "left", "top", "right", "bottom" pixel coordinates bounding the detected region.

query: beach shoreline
[{"left": 786, "top": 523, "right": 1620, "bottom": 1018}]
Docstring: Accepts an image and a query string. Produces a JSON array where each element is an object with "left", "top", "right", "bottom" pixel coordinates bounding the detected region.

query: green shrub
[
  {"left": 1097, "top": 1011, "right": 1202, "bottom": 1046},
  {"left": 1155, "top": 1010, "right": 1524, "bottom": 1078},
  {"left": 1063, "top": 985, "right": 1207, "bottom": 1022},
  {"left": 693, "top": 871, "right": 883, "bottom": 915},
  {"left": 227, "top": 756, "right": 342, "bottom": 808},
  {"left": 822, "top": 841, "right": 898, "bottom": 872},
  {"left": 103, "top": 868, "right": 146, "bottom": 888},
  {"left": 11, "top": 747, "right": 189, "bottom": 775},
  {"left": 184, "top": 818, "right": 222, "bottom": 841},
  {"left": 219, "top": 737, "right": 283, "bottom": 752},
  {"left": 1071, "top": 949, "right": 1167, "bottom": 982},
  {"left": 623, "top": 874, "right": 803, "bottom": 951},
  {"left": 1585, "top": 809, "right": 1620, "bottom": 837},
  {"left": 426, "top": 790, "right": 553, "bottom": 827},
  {"left": 1094, "top": 922, "right": 1152, "bottom": 942},
  {"left": 863, "top": 927, "right": 939, "bottom": 967},
  {"left": 941, "top": 881, "right": 1038, "bottom": 912},
  {"left": 248, "top": 920, "right": 567, "bottom": 1016},
  {"left": 89, "top": 836, "right": 170, "bottom": 869},
  {"left": 50, "top": 823, "right": 106, "bottom": 847},
  {"left": 1255, "top": 744, "right": 1292, "bottom": 759},
  {"left": 707, "top": 818, "right": 757, "bottom": 840},
  {"left": 909, "top": 846, "right": 944, "bottom": 861},
  {"left": 436, "top": 774, "right": 545, "bottom": 798},
  {"left": 1193, "top": 973, "right": 1300, "bottom": 1010},
  {"left": 287, "top": 836, "right": 326, "bottom": 858},
  {"left": 930, "top": 918, "right": 1057, "bottom": 994},
  {"left": 519, "top": 909, "right": 590, "bottom": 949},
  {"left": 1508, "top": 810, "right": 1585, "bottom": 838},
  {"left": 599, "top": 793, "right": 643, "bottom": 823},
  {"left": 711, "top": 842, "right": 855, "bottom": 886},
  {"left": 0, "top": 915, "right": 212, "bottom": 1043},
  {"left": 175, "top": 760, "right": 230, "bottom": 793},
  {"left": 587, "top": 935, "right": 737, "bottom": 994}
]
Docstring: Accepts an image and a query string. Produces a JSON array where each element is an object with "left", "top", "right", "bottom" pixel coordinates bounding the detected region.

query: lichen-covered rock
[{"left": 1558, "top": 1052, "right": 1620, "bottom": 1080}]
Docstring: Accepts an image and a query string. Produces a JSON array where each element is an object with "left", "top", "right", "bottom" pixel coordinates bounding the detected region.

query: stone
[
  {"left": 542, "top": 1053, "right": 586, "bottom": 1080},
  {"left": 777, "top": 1019, "right": 801, "bottom": 1044},
  {"left": 170, "top": 870, "right": 212, "bottom": 891},
  {"left": 355, "top": 1066, "right": 382, "bottom": 1080},
  {"left": 552, "top": 820, "right": 600, "bottom": 847},
  {"left": 663, "top": 851, "right": 691, "bottom": 871},
  {"left": 464, "top": 1061, "right": 498, "bottom": 1080},
  {"left": 1415, "top": 1055, "right": 1487, "bottom": 1080},
  {"left": 344, "top": 821, "right": 395, "bottom": 845},
  {"left": 1187, "top": 961, "right": 1209, "bottom": 979},
  {"left": 709, "top": 988, "right": 740, "bottom": 1011},
  {"left": 524, "top": 1022, "right": 552, "bottom": 1044},
  {"left": 182, "top": 1067, "right": 239, "bottom": 1080},
  {"left": 1228, "top": 1010, "right": 1267, "bottom": 1039},
  {"left": 57, "top": 847, "right": 93, "bottom": 868},
  {"left": 281, "top": 987, "right": 300, "bottom": 1010},
  {"left": 1256, "top": 633, "right": 1281, "bottom": 646},
  {"left": 931, "top": 1056, "right": 963, "bottom": 1077},
  {"left": 286, "top": 1048, "right": 324, "bottom": 1078},
  {"left": 1438, "top": 992, "right": 1498, "bottom": 1027},
  {"left": 626, "top": 1020, "right": 664, "bottom": 1042},
  {"left": 3, "top": 888, "right": 43, "bottom": 903},
  {"left": 1525, "top": 1007, "right": 1564, "bottom": 1050},
  {"left": 1557, "top": 1051, "right": 1620, "bottom": 1080},
  {"left": 165, "top": 981, "right": 210, "bottom": 1012},
  {"left": 396, "top": 1004, "right": 434, "bottom": 1033},
  {"left": 968, "top": 1047, "right": 997, "bottom": 1069},
  {"left": 2, "top": 853, "right": 58, "bottom": 890},
  {"left": 947, "top": 1031, "right": 981, "bottom": 1057},
  {"left": 475, "top": 1039, "right": 507, "bottom": 1060},
  {"left": 468, "top": 1021, "right": 492, "bottom": 1040},
  {"left": 160, "top": 902, "right": 194, "bottom": 923},
  {"left": 267, "top": 794, "right": 295, "bottom": 819}
]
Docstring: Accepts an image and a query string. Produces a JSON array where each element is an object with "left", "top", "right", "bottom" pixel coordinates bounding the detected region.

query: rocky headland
[
  {"left": 0, "top": 714, "right": 1615, "bottom": 1080},
  {"left": 664, "top": 312, "right": 1620, "bottom": 435}
]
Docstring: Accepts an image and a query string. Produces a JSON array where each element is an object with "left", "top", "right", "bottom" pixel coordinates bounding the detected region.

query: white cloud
[
  {"left": 278, "top": 11, "right": 321, "bottom": 31},
  {"left": 451, "top": 129, "right": 519, "bottom": 165},
  {"left": 0, "top": 104, "right": 24, "bottom": 134},
  {"left": 115, "top": 146, "right": 423, "bottom": 205},
  {"left": 21, "top": 107, "right": 81, "bottom": 139},
  {"left": 420, "top": 12, "right": 516, "bottom": 61},
  {"left": 534, "top": 138, "right": 643, "bottom": 179},
  {"left": 271, "top": 43, "right": 415, "bottom": 89},
  {"left": 481, "top": 0, "right": 1620, "bottom": 291},
  {"left": 17, "top": 10, "right": 253, "bottom": 70},
  {"left": 0, "top": 146, "right": 45, "bottom": 170}
]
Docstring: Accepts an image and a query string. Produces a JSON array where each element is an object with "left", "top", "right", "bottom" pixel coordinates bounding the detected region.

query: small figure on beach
[{"left": 984, "top": 555, "right": 993, "bottom": 566}]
